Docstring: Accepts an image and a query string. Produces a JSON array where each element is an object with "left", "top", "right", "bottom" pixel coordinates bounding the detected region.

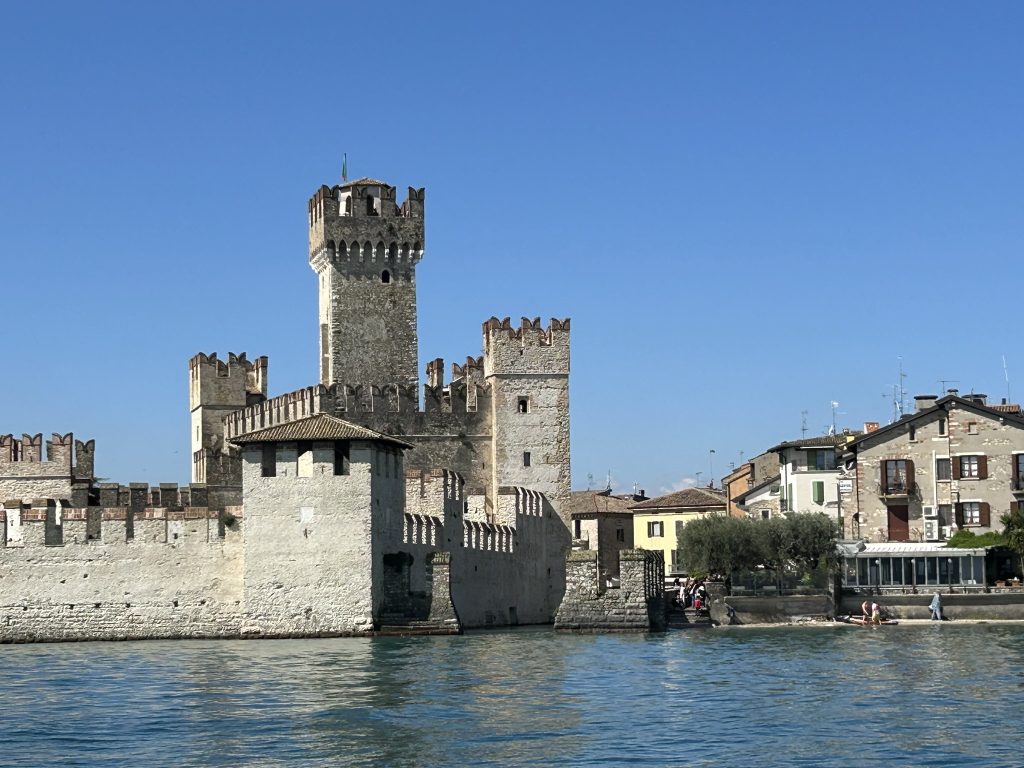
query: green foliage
[
  {"left": 219, "top": 509, "right": 238, "bottom": 529},
  {"left": 677, "top": 512, "right": 839, "bottom": 580},
  {"left": 945, "top": 529, "right": 1005, "bottom": 549},
  {"left": 1000, "top": 506, "right": 1024, "bottom": 575}
]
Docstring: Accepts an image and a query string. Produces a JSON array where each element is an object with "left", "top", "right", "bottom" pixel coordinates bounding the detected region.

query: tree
[
  {"left": 678, "top": 515, "right": 760, "bottom": 579},
  {"left": 1001, "top": 506, "right": 1024, "bottom": 577},
  {"left": 786, "top": 513, "right": 839, "bottom": 573}
]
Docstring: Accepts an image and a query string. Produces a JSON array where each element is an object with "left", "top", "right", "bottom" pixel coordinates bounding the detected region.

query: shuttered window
[
  {"left": 1014, "top": 455, "right": 1024, "bottom": 491},
  {"left": 956, "top": 455, "right": 987, "bottom": 479},
  {"left": 957, "top": 502, "right": 990, "bottom": 527},
  {"left": 812, "top": 481, "right": 825, "bottom": 505},
  {"left": 882, "top": 460, "right": 914, "bottom": 493}
]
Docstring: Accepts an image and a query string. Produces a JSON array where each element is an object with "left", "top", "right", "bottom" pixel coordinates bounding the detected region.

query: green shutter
[{"left": 813, "top": 481, "right": 824, "bottom": 505}]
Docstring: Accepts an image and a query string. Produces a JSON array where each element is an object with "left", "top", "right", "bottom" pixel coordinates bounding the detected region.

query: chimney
[
  {"left": 947, "top": 388, "right": 959, "bottom": 397},
  {"left": 864, "top": 421, "right": 880, "bottom": 433},
  {"left": 426, "top": 357, "right": 444, "bottom": 388},
  {"left": 914, "top": 394, "right": 938, "bottom": 412},
  {"left": 968, "top": 393, "right": 987, "bottom": 406}
]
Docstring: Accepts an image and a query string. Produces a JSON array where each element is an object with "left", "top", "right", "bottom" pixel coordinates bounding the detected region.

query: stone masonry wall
[
  {"left": 0, "top": 507, "right": 244, "bottom": 642},
  {"left": 554, "top": 549, "right": 665, "bottom": 632}
]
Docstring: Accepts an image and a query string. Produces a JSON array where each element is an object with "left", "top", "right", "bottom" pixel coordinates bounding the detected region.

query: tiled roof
[
  {"left": 768, "top": 433, "right": 860, "bottom": 451},
  {"left": 630, "top": 487, "right": 727, "bottom": 511},
  {"left": 733, "top": 474, "right": 781, "bottom": 505},
  {"left": 230, "top": 414, "right": 413, "bottom": 448},
  {"left": 850, "top": 395, "right": 1024, "bottom": 448},
  {"left": 340, "top": 177, "right": 390, "bottom": 188},
  {"left": 565, "top": 490, "right": 638, "bottom": 517},
  {"left": 990, "top": 403, "right": 1022, "bottom": 414}
]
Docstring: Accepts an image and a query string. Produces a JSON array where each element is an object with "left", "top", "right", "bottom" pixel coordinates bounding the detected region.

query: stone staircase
[
  {"left": 665, "top": 597, "right": 714, "bottom": 630},
  {"left": 375, "top": 613, "right": 461, "bottom": 636}
]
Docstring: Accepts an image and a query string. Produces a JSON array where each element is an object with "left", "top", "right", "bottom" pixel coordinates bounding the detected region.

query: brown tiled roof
[
  {"left": 991, "top": 403, "right": 1022, "bottom": 414},
  {"left": 565, "top": 490, "right": 637, "bottom": 518},
  {"left": 630, "top": 487, "right": 727, "bottom": 511},
  {"left": 230, "top": 414, "right": 413, "bottom": 448},
  {"left": 340, "top": 177, "right": 390, "bottom": 188},
  {"left": 768, "top": 433, "right": 860, "bottom": 451}
]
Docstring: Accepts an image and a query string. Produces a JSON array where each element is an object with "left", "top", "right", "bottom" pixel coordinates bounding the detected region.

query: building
[
  {"left": 841, "top": 392, "right": 1024, "bottom": 544},
  {"left": 629, "top": 487, "right": 727, "bottom": 575},
  {"left": 193, "top": 177, "right": 571, "bottom": 522},
  {"left": 722, "top": 450, "right": 779, "bottom": 518},
  {"left": 760, "top": 433, "right": 857, "bottom": 530},
  {"left": 564, "top": 488, "right": 644, "bottom": 585},
  {"left": 0, "top": 173, "right": 573, "bottom": 641}
]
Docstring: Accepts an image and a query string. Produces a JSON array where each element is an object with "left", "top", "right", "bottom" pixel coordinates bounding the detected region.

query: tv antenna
[
  {"left": 587, "top": 472, "right": 594, "bottom": 491},
  {"left": 937, "top": 378, "right": 959, "bottom": 393},
  {"left": 801, "top": 410, "right": 808, "bottom": 438}
]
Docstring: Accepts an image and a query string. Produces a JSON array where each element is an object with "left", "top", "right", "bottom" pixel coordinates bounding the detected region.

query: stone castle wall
[{"left": 0, "top": 505, "right": 244, "bottom": 642}]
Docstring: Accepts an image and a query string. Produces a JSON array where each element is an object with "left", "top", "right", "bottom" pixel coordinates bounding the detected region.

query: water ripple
[{"left": 1, "top": 625, "right": 1024, "bottom": 767}]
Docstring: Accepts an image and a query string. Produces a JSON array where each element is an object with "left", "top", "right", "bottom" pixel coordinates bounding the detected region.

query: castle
[{"left": 0, "top": 176, "right": 573, "bottom": 640}]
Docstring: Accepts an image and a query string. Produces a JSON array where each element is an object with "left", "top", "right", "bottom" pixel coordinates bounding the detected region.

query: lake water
[{"left": 2, "top": 624, "right": 1023, "bottom": 767}]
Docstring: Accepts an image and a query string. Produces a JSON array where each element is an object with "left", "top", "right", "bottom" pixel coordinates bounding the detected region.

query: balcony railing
[{"left": 879, "top": 482, "right": 915, "bottom": 497}]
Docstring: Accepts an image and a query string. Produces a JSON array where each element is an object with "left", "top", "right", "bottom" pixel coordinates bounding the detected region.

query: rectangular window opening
[
  {"left": 517, "top": 397, "right": 530, "bottom": 414},
  {"left": 261, "top": 444, "right": 276, "bottom": 477},
  {"left": 523, "top": 451, "right": 531, "bottom": 467},
  {"left": 334, "top": 443, "right": 350, "bottom": 476},
  {"left": 936, "top": 458, "right": 951, "bottom": 481}
]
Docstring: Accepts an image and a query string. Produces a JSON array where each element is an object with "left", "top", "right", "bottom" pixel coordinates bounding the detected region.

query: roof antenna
[
  {"left": 1004, "top": 355, "right": 1012, "bottom": 403},
  {"left": 801, "top": 410, "right": 808, "bottom": 438}
]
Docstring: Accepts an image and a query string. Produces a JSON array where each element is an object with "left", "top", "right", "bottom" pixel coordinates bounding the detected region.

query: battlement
[
  {"left": 308, "top": 181, "right": 424, "bottom": 224},
  {"left": 1, "top": 498, "right": 239, "bottom": 548},
  {"left": 482, "top": 317, "right": 571, "bottom": 376},
  {"left": 308, "top": 180, "right": 425, "bottom": 269},
  {"left": 0, "top": 433, "right": 74, "bottom": 465},
  {"left": 189, "top": 352, "right": 268, "bottom": 409},
  {"left": 403, "top": 513, "right": 444, "bottom": 547},
  {"left": 451, "top": 356, "right": 485, "bottom": 384}
]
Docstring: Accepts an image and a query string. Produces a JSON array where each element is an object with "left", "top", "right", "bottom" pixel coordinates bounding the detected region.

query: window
[
  {"left": 957, "top": 501, "right": 990, "bottom": 527},
  {"left": 573, "top": 519, "right": 582, "bottom": 539},
  {"left": 517, "top": 397, "right": 529, "bottom": 413},
  {"left": 936, "top": 458, "right": 951, "bottom": 481},
  {"left": 647, "top": 521, "right": 664, "bottom": 537},
  {"left": 938, "top": 504, "right": 952, "bottom": 525},
  {"left": 938, "top": 418, "right": 947, "bottom": 436},
  {"left": 882, "top": 460, "right": 912, "bottom": 494},
  {"left": 761, "top": 509, "right": 770, "bottom": 520},
  {"left": 381, "top": 270, "right": 391, "bottom": 284},
  {"left": 957, "top": 455, "right": 985, "bottom": 479},
  {"left": 812, "top": 481, "right": 825, "bottom": 505},
  {"left": 616, "top": 528, "right": 625, "bottom": 542},
  {"left": 806, "top": 449, "right": 837, "bottom": 471},
  {"left": 1015, "top": 454, "right": 1024, "bottom": 491},
  {"left": 968, "top": 421, "right": 978, "bottom": 435},
  {"left": 522, "top": 451, "right": 531, "bottom": 467},
  {"left": 909, "top": 425, "right": 916, "bottom": 442},
  {"left": 261, "top": 444, "right": 276, "bottom": 477},
  {"left": 334, "top": 443, "right": 350, "bottom": 475},
  {"left": 962, "top": 502, "right": 981, "bottom": 525}
]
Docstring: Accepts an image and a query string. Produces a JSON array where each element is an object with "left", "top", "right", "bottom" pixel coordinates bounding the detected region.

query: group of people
[
  {"left": 861, "top": 593, "right": 944, "bottom": 623},
  {"left": 672, "top": 578, "right": 708, "bottom": 611}
]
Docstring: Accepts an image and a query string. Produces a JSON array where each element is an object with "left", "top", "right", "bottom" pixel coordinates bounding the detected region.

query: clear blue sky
[{"left": 2, "top": 3, "right": 1022, "bottom": 496}]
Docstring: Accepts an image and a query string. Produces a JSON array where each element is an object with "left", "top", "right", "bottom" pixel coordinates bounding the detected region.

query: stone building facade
[{"left": 841, "top": 393, "right": 1024, "bottom": 543}]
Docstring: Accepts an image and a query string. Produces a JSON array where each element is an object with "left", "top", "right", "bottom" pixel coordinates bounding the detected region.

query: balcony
[{"left": 878, "top": 481, "right": 916, "bottom": 500}]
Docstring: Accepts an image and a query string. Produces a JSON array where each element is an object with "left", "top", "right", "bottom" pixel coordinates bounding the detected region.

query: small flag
[{"left": 342, "top": 153, "right": 348, "bottom": 182}]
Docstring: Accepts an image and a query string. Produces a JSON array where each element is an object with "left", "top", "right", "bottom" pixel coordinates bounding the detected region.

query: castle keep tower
[{"left": 308, "top": 179, "right": 425, "bottom": 391}]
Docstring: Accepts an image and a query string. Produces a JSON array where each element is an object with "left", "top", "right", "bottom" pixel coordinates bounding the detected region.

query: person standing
[{"left": 929, "top": 593, "right": 943, "bottom": 621}]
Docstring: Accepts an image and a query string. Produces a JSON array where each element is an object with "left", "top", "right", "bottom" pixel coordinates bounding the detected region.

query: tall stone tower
[{"left": 308, "top": 178, "right": 425, "bottom": 391}]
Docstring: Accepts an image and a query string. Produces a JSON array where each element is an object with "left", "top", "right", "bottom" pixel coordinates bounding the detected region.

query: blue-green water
[{"left": 2, "top": 625, "right": 1023, "bottom": 767}]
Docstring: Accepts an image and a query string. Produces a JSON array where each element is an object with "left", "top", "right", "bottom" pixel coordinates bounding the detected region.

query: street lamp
[{"left": 709, "top": 449, "right": 716, "bottom": 488}]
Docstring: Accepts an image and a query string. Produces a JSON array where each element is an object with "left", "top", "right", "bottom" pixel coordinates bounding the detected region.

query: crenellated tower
[
  {"left": 308, "top": 178, "right": 424, "bottom": 392},
  {"left": 483, "top": 317, "right": 571, "bottom": 517},
  {"left": 189, "top": 352, "right": 268, "bottom": 508}
]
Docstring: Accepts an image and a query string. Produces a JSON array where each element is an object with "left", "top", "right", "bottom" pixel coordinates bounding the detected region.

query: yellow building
[{"left": 630, "top": 488, "right": 727, "bottom": 575}]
